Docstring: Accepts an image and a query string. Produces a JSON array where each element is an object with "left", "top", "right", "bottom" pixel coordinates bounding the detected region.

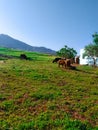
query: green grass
[
  {"left": 0, "top": 47, "right": 53, "bottom": 61},
  {"left": 0, "top": 47, "right": 98, "bottom": 129}
]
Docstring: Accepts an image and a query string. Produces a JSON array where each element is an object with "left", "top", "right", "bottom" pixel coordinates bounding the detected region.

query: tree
[
  {"left": 84, "top": 32, "right": 98, "bottom": 65},
  {"left": 56, "top": 45, "right": 77, "bottom": 58},
  {"left": 93, "top": 32, "right": 98, "bottom": 45}
]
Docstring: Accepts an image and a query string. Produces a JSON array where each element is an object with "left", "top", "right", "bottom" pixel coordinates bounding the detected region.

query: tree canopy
[
  {"left": 93, "top": 32, "right": 98, "bottom": 45},
  {"left": 84, "top": 32, "right": 98, "bottom": 65},
  {"left": 84, "top": 32, "right": 98, "bottom": 57},
  {"left": 56, "top": 45, "right": 77, "bottom": 58}
]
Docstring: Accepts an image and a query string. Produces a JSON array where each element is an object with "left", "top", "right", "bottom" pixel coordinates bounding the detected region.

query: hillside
[
  {"left": 0, "top": 34, "right": 56, "bottom": 55},
  {"left": 0, "top": 48, "right": 98, "bottom": 129},
  {"left": 0, "top": 47, "right": 54, "bottom": 61}
]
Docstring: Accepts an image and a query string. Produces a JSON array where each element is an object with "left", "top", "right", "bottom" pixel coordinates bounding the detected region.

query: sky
[{"left": 0, "top": 0, "right": 98, "bottom": 54}]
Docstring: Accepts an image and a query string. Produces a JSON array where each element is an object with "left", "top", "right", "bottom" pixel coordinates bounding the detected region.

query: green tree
[
  {"left": 93, "top": 32, "right": 98, "bottom": 45},
  {"left": 56, "top": 45, "right": 77, "bottom": 58},
  {"left": 84, "top": 32, "right": 98, "bottom": 65}
]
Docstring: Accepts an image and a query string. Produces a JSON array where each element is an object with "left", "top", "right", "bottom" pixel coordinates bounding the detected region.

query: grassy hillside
[
  {"left": 0, "top": 47, "right": 53, "bottom": 61},
  {"left": 0, "top": 47, "right": 98, "bottom": 129}
]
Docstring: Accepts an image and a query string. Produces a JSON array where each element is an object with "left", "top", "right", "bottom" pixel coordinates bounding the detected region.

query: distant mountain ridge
[{"left": 0, "top": 34, "right": 56, "bottom": 54}]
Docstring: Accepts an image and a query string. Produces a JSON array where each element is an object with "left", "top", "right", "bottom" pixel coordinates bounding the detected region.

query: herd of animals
[
  {"left": 0, "top": 53, "right": 80, "bottom": 70},
  {"left": 20, "top": 54, "right": 80, "bottom": 70},
  {"left": 52, "top": 57, "right": 80, "bottom": 70}
]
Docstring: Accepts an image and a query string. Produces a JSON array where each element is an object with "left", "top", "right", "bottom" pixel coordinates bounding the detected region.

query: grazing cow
[
  {"left": 65, "top": 59, "right": 71, "bottom": 68},
  {"left": 70, "top": 58, "right": 75, "bottom": 64},
  {"left": 58, "top": 59, "right": 66, "bottom": 67},
  {"left": 52, "top": 57, "right": 61, "bottom": 63},
  {"left": 58, "top": 58, "right": 75, "bottom": 69},
  {"left": 20, "top": 54, "right": 27, "bottom": 60}
]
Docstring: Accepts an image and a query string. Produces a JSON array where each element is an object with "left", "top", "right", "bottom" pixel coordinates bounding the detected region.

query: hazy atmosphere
[{"left": 0, "top": 0, "right": 98, "bottom": 54}]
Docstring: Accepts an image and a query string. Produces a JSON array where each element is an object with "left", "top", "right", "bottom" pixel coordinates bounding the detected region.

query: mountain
[{"left": 0, "top": 34, "right": 56, "bottom": 54}]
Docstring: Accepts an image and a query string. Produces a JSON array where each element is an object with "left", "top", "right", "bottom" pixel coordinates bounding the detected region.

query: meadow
[{"left": 0, "top": 47, "right": 98, "bottom": 130}]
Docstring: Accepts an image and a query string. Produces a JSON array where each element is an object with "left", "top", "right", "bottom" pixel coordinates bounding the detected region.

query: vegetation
[
  {"left": 84, "top": 32, "right": 98, "bottom": 65},
  {"left": 0, "top": 47, "right": 98, "bottom": 130},
  {"left": 56, "top": 45, "right": 77, "bottom": 58},
  {"left": 0, "top": 47, "right": 51, "bottom": 61}
]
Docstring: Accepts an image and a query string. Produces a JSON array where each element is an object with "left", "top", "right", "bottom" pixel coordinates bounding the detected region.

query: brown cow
[
  {"left": 70, "top": 58, "right": 75, "bottom": 64},
  {"left": 58, "top": 59, "right": 71, "bottom": 68},
  {"left": 58, "top": 59, "right": 66, "bottom": 68},
  {"left": 65, "top": 59, "right": 71, "bottom": 68}
]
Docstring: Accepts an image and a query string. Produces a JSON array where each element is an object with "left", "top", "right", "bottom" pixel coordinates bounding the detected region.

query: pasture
[{"left": 0, "top": 47, "right": 98, "bottom": 129}]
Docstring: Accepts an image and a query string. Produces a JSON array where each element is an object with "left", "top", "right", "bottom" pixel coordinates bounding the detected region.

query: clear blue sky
[{"left": 0, "top": 0, "right": 98, "bottom": 54}]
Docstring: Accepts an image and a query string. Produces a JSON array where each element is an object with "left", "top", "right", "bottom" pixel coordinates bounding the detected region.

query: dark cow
[
  {"left": 20, "top": 54, "right": 27, "bottom": 60},
  {"left": 52, "top": 57, "right": 61, "bottom": 63}
]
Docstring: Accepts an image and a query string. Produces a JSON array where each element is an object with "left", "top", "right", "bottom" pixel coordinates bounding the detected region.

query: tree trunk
[{"left": 93, "top": 57, "right": 96, "bottom": 66}]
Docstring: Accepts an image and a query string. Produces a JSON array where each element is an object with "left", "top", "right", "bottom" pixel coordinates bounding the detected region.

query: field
[{"left": 0, "top": 47, "right": 98, "bottom": 130}]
